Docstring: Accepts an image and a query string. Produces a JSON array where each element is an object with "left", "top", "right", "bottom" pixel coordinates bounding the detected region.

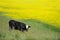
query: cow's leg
[
  {"left": 9, "top": 22, "right": 13, "bottom": 30},
  {"left": 9, "top": 23, "right": 14, "bottom": 30},
  {"left": 9, "top": 26, "right": 13, "bottom": 30},
  {"left": 20, "top": 29, "right": 24, "bottom": 32},
  {"left": 26, "top": 29, "right": 28, "bottom": 31}
]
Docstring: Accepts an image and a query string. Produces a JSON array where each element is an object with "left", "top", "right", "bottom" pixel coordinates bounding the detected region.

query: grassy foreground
[{"left": 0, "top": 16, "right": 60, "bottom": 40}]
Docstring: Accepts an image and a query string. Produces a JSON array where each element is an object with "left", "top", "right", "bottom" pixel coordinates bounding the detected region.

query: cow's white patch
[{"left": 26, "top": 25, "right": 28, "bottom": 29}]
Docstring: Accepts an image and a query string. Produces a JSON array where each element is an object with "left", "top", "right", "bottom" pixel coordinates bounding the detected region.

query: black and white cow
[{"left": 9, "top": 20, "right": 31, "bottom": 32}]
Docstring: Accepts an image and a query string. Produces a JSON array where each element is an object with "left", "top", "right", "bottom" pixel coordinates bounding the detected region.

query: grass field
[{"left": 0, "top": 16, "right": 60, "bottom": 40}]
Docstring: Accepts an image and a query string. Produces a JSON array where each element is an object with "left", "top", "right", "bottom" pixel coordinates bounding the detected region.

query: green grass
[{"left": 0, "top": 16, "right": 60, "bottom": 40}]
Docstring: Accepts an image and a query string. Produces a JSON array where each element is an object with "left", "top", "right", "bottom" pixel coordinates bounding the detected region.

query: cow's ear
[{"left": 28, "top": 26, "right": 31, "bottom": 28}]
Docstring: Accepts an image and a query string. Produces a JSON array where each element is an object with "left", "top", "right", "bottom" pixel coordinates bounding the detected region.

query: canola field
[{"left": 0, "top": 0, "right": 60, "bottom": 28}]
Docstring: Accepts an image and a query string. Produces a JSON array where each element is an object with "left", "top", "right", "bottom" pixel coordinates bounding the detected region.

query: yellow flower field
[{"left": 0, "top": 0, "right": 60, "bottom": 27}]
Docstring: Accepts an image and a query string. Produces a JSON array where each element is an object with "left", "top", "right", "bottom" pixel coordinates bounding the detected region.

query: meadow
[{"left": 0, "top": 16, "right": 60, "bottom": 40}]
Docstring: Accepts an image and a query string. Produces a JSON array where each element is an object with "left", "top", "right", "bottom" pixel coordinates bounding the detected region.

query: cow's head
[{"left": 26, "top": 25, "right": 31, "bottom": 31}]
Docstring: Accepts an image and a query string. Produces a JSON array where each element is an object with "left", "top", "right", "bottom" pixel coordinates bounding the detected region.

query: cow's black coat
[{"left": 9, "top": 20, "right": 30, "bottom": 32}]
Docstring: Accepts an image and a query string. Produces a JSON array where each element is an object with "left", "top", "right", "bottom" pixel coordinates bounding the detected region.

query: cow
[{"left": 9, "top": 20, "right": 31, "bottom": 32}]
